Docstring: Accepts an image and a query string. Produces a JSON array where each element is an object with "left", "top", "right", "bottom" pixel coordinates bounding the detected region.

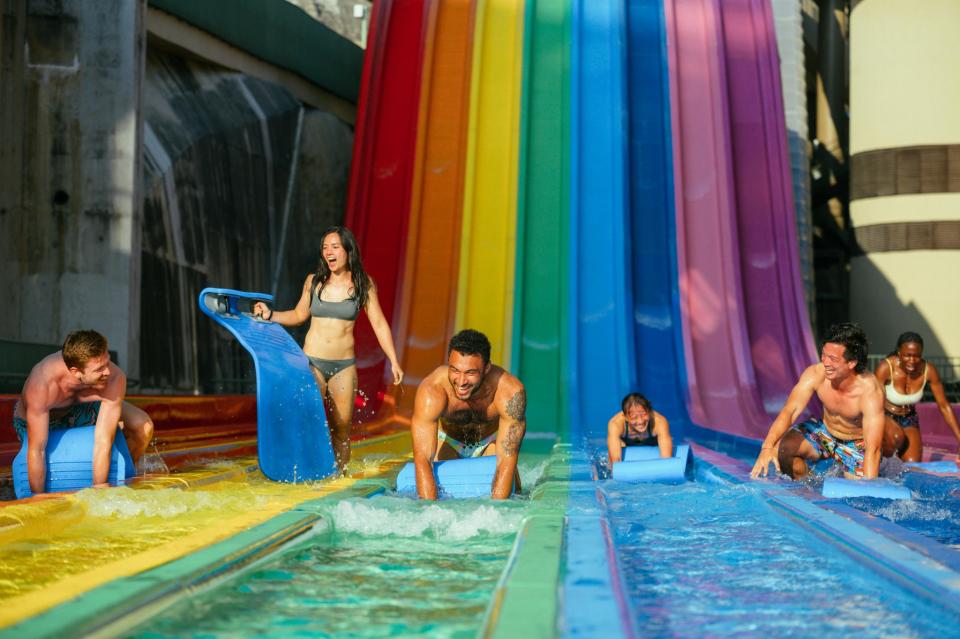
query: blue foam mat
[
  {"left": 12, "top": 425, "right": 135, "bottom": 498},
  {"left": 821, "top": 477, "right": 912, "bottom": 500},
  {"left": 198, "top": 287, "right": 337, "bottom": 482},
  {"left": 395, "top": 457, "right": 500, "bottom": 499},
  {"left": 613, "top": 444, "right": 691, "bottom": 483}
]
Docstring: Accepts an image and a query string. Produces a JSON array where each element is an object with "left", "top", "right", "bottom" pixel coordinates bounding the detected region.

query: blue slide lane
[
  {"left": 626, "top": 0, "right": 691, "bottom": 434},
  {"left": 568, "top": 0, "right": 635, "bottom": 447},
  {"left": 198, "top": 288, "right": 337, "bottom": 482}
]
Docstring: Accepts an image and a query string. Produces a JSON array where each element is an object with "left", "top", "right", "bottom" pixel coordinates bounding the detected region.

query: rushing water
[
  {"left": 126, "top": 495, "right": 529, "bottom": 639},
  {"left": 603, "top": 473, "right": 960, "bottom": 638}
]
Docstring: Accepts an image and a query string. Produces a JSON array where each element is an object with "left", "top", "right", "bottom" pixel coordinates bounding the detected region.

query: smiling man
[
  {"left": 750, "top": 322, "right": 885, "bottom": 480},
  {"left": 410, "top": 329, "right": 526, "bottom": 499},
  {"left": 12, "top": 330, "right": 154, "bottom": 494}
]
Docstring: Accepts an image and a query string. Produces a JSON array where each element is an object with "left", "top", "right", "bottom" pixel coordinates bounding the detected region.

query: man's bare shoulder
[
  {"left": 854, "top": 371, "right": 883, "bottom": 395},
  {"left": 415, "top": 366, "right": 450, "bottom": 400},
  {"left": 22, "top": 354, "right": 66, "bottom": 402}
]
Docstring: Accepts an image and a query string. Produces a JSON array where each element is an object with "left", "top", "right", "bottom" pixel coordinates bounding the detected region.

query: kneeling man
[
  {"left": 751, "top": 322, "right": 884, "bottom": 480},
  {"left": 411, "top": 329, "right": 526, "bottom": 499},
  {"left": 13, "top": 330, "right": 154, "bottom": 494}
]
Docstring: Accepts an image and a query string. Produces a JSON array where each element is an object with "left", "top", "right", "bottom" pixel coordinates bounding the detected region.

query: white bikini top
[{"left": 884, "top": 358, "right": 927, "bottom": 406}]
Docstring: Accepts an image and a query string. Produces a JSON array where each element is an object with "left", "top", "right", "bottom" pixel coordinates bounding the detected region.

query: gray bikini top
[{"left": 310, "top": 286, "right": 360, "bottom": 321}]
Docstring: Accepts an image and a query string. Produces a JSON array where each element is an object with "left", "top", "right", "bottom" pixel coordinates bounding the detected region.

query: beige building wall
[{"left": 849, "top": 0, "right": 960, "bottom": 360}]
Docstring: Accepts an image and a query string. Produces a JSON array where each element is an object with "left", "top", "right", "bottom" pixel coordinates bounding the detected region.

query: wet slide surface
[
  {"left": 514, "top": 0, "right": 572, "bottom": 439},
  {"left": 456, "top": 0, "right": 526, "bottom": 366},
  {"left": 344, "top": 0, "right": 426, "bottom": 425},
  {"left": 569, "top": 0, "right": 636, "bottom": 444},
  {"left": 667, "top": 0, "right": 770, "bottom": 437},
  {"left": 393, "top": 0, "right": 474, "bottom": 412},
  {"left": 720, "top": 0, "right": 817, "bottom": 417},
  {"left": 626, "top": 0, "right": 691, "bottom": 432}
]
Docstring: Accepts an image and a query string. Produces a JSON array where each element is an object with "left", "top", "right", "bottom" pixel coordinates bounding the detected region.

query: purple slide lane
[
  {"left": 666, "top": 0, "right": 770, "bottom": 437},
  {"left": 720, "top": 0, "right": 818, "bottom": 418}
]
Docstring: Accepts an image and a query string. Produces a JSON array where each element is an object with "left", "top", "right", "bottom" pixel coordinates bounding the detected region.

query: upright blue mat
[
  {"left": 199, "top": 287, "right": 337, "bottom": 482},
  {"left": 12, "top": 425, "right": 135, "bottom": 498}
]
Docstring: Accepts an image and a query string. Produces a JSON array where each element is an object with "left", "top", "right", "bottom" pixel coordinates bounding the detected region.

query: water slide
[
  {"left": 568, "top": 0, "right": 637, "bottom": 447},
  {"left": 344, "top": 0, "right": 427, "bottom": 427}
]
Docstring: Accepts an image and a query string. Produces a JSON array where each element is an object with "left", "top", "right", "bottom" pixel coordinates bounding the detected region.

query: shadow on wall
[
  {"left": 139, "top": 46, "right": 353, "bottom": 393},
  {"left": 848, "top": 254, "right": 947, "bottom": 359}
]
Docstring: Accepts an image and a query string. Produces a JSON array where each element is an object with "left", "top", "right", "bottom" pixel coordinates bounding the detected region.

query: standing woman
[
  {"left": 875, "top": 332, "right": 960, "bottom": 462},
  {"left": 253, "top": 226, "right": 403, "bottom": 470}
]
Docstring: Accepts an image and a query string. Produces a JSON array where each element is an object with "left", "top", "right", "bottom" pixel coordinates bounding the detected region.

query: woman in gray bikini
[
  {"left": 875, "top": 331, "right": 960, "bottom": 462},
  {"left": 253, "top": 226, "right": 403, "bottom": 470}
]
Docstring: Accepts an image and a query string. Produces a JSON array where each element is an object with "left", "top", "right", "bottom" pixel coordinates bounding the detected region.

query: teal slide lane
[
  {"left": 626, "top": 0, "right": 691, "bottom": 433},
  {"left": 513, "top": 0, "right": 573, "bottom": 443},
  {"left": 568, "top": 0, "right": 636, "bottom": 447}
]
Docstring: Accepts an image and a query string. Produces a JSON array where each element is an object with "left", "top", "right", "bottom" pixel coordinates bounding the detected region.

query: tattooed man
[{"left": 411, "top": 329, "right": 527, "bottom": 499}]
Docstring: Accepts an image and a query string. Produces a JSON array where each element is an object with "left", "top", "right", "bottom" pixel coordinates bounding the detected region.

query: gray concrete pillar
[{"left": 0, "top": 0, "right": 145, "bottom": 379}]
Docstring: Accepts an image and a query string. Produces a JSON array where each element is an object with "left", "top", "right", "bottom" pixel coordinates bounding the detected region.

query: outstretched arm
[
  {"left": 363, "top": 283, "right": 404, "bottom": 385},
  {"left": 928, "top": 364, "right": 960, "bottom": 449},
  {"left": 607, "top": 413, "right": 625, "bottom": 463},
  {"left": 411, "top": 381, "right": 445, "bottom": 500},
  {"left": 655, "top": 412, "right": 673, "bottom": 458},
  {"left": 252, "top": 275, "right": 312, "bottom": 327},
  {"left": 751, "top": 364, "right": 820, "bottom": 478},
  {"left": 92, "top": 366, "right": 126, "bottom": 486},
  {"left": 860, "top": 380, "right": 885, "bottom": 479},
  {"left": 493, "top": 381, "right": 526, "bottom": 499}
]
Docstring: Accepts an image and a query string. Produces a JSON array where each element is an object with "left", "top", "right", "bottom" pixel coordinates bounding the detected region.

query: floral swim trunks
[
  {"left": 12, "top": 400, "right": 101, "bottom": 442},
  {"left": 794, "top": 417, "right": 865, "bottom": 477}
]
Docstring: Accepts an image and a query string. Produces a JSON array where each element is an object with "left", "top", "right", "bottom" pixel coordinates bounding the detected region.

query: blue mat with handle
[
  {"left": 613, "top": 444, "right": 692, "bottom": 483},
  {"left": 12, "top": 425, "right": 135, "bottom": 498},
  {"left": 198, "top": 287, "right": 337, "bottom": 482},
  {"left": 395, "top": 457, "right": 502, "bottom": 499},
  {"left": 821, "top": 477, "right": 912, "bottom": 500}
]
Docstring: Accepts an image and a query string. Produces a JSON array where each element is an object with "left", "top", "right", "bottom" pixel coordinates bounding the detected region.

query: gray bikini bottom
[{"left": 307, "top": 356, "right": 356, "bottom": 380}]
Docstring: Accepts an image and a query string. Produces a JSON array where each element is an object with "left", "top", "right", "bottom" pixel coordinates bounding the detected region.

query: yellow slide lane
[{"left": 456, "top": 0, "right": 526, "bottom": 365}]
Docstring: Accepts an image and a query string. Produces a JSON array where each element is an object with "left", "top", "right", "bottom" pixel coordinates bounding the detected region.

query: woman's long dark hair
[{"left": 311, "top": 226, "right": 370, "bottom": 309}]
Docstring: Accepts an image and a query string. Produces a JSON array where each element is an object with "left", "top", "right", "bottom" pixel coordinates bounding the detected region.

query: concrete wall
[
  {"left": 0, "top": 0, "right": 145, "bottom": 374},
  {"left": 849, "top": 0, "right": 960, "bottom": 361}
]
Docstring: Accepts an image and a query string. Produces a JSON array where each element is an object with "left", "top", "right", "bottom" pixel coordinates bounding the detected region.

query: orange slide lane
[{"left": 394, "top": 0, "right": 476, "bottom": 415}]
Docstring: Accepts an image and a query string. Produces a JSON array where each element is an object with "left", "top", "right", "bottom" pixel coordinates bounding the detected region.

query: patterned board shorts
[
  {"left": 12, "top": 400, "right": 102, "bottom": 442},
  {"left": 794, "top": 417, "right": 865, "bottom": 477}
]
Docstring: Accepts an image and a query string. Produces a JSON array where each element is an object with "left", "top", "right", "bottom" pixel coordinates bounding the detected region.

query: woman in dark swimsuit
[
  {"left": 253, "top": 226, "right": 403, "bottom": 470},
  {"left": 874, "top": 332, "right": 960, "bottom": 462},
  {"left": 607, "top": 392, "right": 673, "bottom": 463}
]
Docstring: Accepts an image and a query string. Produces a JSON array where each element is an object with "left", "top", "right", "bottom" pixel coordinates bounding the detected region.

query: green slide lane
[{"left": 512, "top": 0, "right": 573, "bottom": 443}]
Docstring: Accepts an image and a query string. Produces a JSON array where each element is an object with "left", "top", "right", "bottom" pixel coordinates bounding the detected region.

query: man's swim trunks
[
  {"left": 12, "top": 400, "right": 102, "bottom": 442},
  {"left": 794, "top": 417, "right": 865, "bottom": 477}
]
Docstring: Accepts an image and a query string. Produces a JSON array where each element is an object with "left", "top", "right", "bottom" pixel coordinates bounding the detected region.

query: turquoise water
[
  {"left": 604, "top": 473, "right": 960, "bottom": 637},
  {"left": 127, "top": 496, "right": 527, "bottom": 639}
]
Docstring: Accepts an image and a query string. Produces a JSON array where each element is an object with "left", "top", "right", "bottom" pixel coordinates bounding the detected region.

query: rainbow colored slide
[{"left": 3, "top": 0, "right": 960, "bottom": 635}]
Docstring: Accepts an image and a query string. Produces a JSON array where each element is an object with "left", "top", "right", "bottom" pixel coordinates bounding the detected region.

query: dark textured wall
[{"left": 140, "top": 46, "right": 351, "bottom": 392}]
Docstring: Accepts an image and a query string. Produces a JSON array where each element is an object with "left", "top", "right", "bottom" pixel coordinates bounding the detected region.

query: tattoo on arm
[
  {"left": 505, "top": 390, "right": 526, "bottom": 422},
  {"left": 501, "top": 421, "right": 524, "bottom": 457}
]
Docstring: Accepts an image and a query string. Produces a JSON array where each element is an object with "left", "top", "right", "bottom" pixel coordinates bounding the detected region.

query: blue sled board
[
  {"left": 906, "top": 461, "right": 960, "bottom": 474},
  {"left": 396, "top": 457, "right": 508, "bottom": 499},
  {"left": 198, "top": 287, "right": 337, "bottom": 482},
  {"left": 613, "top": 444, "right": 692, "bottom": 483},
  {"left": 821, "top": 477, "right": 911, "bottom": 500},
  {"left": 13, "top": 425, "right": 135, "bottom": 499}
]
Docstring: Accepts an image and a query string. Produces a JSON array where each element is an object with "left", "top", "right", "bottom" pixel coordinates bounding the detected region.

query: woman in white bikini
[
  {"left": 253, "top": 226, "right": 403, "bottom": 470},
  {"left": 874, "top": 332, "right": 960, "bottom": 462}
]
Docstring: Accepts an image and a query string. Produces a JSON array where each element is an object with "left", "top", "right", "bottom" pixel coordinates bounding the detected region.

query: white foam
[
  {"left": 76, "top": 487, "right": 267, "bottom": 519},
  {"left": 330, "top": 499, "right": 524, "bottom": 541}
]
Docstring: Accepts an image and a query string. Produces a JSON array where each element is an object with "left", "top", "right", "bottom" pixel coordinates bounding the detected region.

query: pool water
[
  {"left": 603, "top": 474, "right": 960, "bottom": 637},
  {"left": 127, "top": 496, "right": 530, "bottom": 639}
]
